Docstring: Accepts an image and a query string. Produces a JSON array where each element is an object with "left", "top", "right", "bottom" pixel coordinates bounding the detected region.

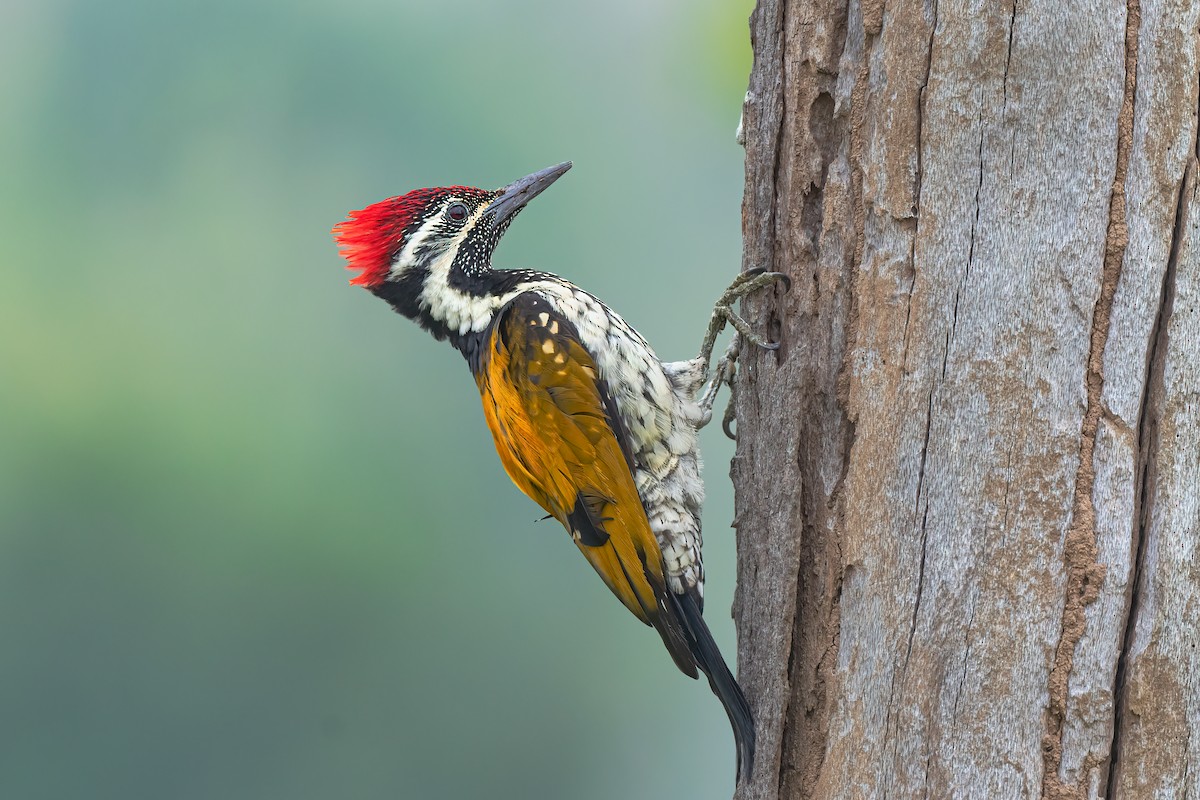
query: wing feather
[{"left": 474, "top": 293, "right": 696, "bottom": 677}]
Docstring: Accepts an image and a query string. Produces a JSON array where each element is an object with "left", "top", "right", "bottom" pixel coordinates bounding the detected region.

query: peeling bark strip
[
  {"left": 733, "top": 0, "right": 1200, "bottom": 798},
  {"left": 1108, "top": 156, "right": 1195, "bottom": 799},
  {"left": 1040, "top": 3, "right": 1139, "bottom": 798}
]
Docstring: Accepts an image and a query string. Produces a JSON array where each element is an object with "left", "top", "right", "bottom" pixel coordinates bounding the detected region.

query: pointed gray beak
[{"left": 484, "top": 161, "right": 572, "bottom": 224}]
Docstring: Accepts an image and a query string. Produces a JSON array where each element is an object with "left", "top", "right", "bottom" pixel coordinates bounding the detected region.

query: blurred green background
[{"left": 0, "top": 1, "right": 754, "bottom": 797}]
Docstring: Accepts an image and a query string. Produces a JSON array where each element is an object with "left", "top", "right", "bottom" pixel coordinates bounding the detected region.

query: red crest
[{"left": 332, "top": 186, "right": 488, "bottom": 288}]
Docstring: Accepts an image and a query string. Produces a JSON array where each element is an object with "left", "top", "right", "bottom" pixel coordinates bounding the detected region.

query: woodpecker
[{"left": 332, "top": 162, "right": 784, "bottom": 783}]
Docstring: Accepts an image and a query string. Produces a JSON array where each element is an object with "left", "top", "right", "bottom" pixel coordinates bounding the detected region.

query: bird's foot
[
  {"left": 694, "top": 270, "right": 787, "bottom": 437},
  {"left": 695, "top": 269, "right": 789, "bottom": 373}
]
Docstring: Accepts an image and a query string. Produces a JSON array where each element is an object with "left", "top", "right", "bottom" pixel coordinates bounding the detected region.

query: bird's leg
[
  {"left": 698, "top": 335, "right": 740, "bottom": 423},
  {"left": 695, "top": 269, "right": 790, "bottom": 373},
  {"left": 697, "top": 337, "right": 749, "bottom": 441}
]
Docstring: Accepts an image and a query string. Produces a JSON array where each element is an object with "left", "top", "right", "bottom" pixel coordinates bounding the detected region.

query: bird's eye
[{"left": 447, "top": 203, "right": 469, "bottom": 222}]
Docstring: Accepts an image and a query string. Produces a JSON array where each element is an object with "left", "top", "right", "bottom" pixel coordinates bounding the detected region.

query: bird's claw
[{"left": 722, "top": 412, "right": 737, "bottom": 440}]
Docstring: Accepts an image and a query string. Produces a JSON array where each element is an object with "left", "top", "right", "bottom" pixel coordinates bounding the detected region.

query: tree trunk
[{"left": 730, "top": 1, "right": 1200, "bottom": 798}]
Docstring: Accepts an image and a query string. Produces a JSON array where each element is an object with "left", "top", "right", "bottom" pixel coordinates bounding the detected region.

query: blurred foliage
[{"left": 0, "top": 0, "right": 756, "bottom": 797}]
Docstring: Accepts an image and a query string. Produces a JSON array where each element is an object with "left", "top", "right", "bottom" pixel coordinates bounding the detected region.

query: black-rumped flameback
[{"left": 332, "top": 162, "right": 785, "bottom": 783}]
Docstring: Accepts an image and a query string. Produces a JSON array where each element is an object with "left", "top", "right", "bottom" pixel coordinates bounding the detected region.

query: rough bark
[{"left": 730, "top": 1, "right": 1200, "bottom": 798}]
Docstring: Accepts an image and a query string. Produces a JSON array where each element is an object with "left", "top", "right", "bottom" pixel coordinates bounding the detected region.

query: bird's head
[{"left": 332, "top": 162, "right": 571, "bottom": 298}]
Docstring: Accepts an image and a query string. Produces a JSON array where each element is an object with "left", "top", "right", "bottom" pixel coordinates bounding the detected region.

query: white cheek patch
[
  {"left": 389, "top": 217, "right": 438, "bottom": 278},
  {"left": 389, "top": 199, "right": 493, "bottom": 278},
  {"left": 419, "top": 242, "right": 502, "bottom": 335}
]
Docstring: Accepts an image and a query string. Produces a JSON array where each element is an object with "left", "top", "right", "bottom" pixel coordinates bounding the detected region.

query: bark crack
[
  {"left": 1105, "top": 152, "right": 1195, "bottom": 800},
  {"left": 1040, "top": 2, "right": 1140, "bottom": 797},
  {"left": 906, "top": 507, "right": 932, "bottom": 670},
  {"left": 914, "top": 0, "right": 939, "bottom": 213},
  {"left": 951, "top": 592, "right": 979, "bottom": 723},
  {"left": 944, "top": 108, "right": 985, "bottom": 380},
  {"left": 965, "top": 104, "right": 986, "bottom": 286},
  {"left": 912, "top": 391, "right": 936, "bottom": 519},
  {"left": 902, "top": 237, "right": 918, "bottom": 368},
  {"left": 904, "top": 0, "right": 939, "bottom": 376},
  {"left": 1002, "top": 0, "right": 1018, "bottom": 115},
  {"left": 883, "top": 390, "right": 936, "bottom": 800},
  {"left": 906, "top": 392, "right": 936, "bottom": 671}
]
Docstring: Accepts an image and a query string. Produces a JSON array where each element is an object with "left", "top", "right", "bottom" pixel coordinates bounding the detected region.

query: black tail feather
[{"left": 669, "top": 591, "right": 755, "bottom": 783}]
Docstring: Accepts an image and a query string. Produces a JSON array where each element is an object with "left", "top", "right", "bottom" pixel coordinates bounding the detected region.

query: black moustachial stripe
[{"left": 371, "top": 266, "right": 488, "bottom": 358}]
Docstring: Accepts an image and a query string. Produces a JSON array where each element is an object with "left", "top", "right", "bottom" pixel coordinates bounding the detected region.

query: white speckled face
[{"left": 378, "top": 198, "right": 513, "bottom": 336}]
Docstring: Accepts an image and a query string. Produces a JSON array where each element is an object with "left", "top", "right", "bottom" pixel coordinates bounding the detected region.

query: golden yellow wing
[{"left": 472, "top": 292, "right": 696, "bottom": 677}]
